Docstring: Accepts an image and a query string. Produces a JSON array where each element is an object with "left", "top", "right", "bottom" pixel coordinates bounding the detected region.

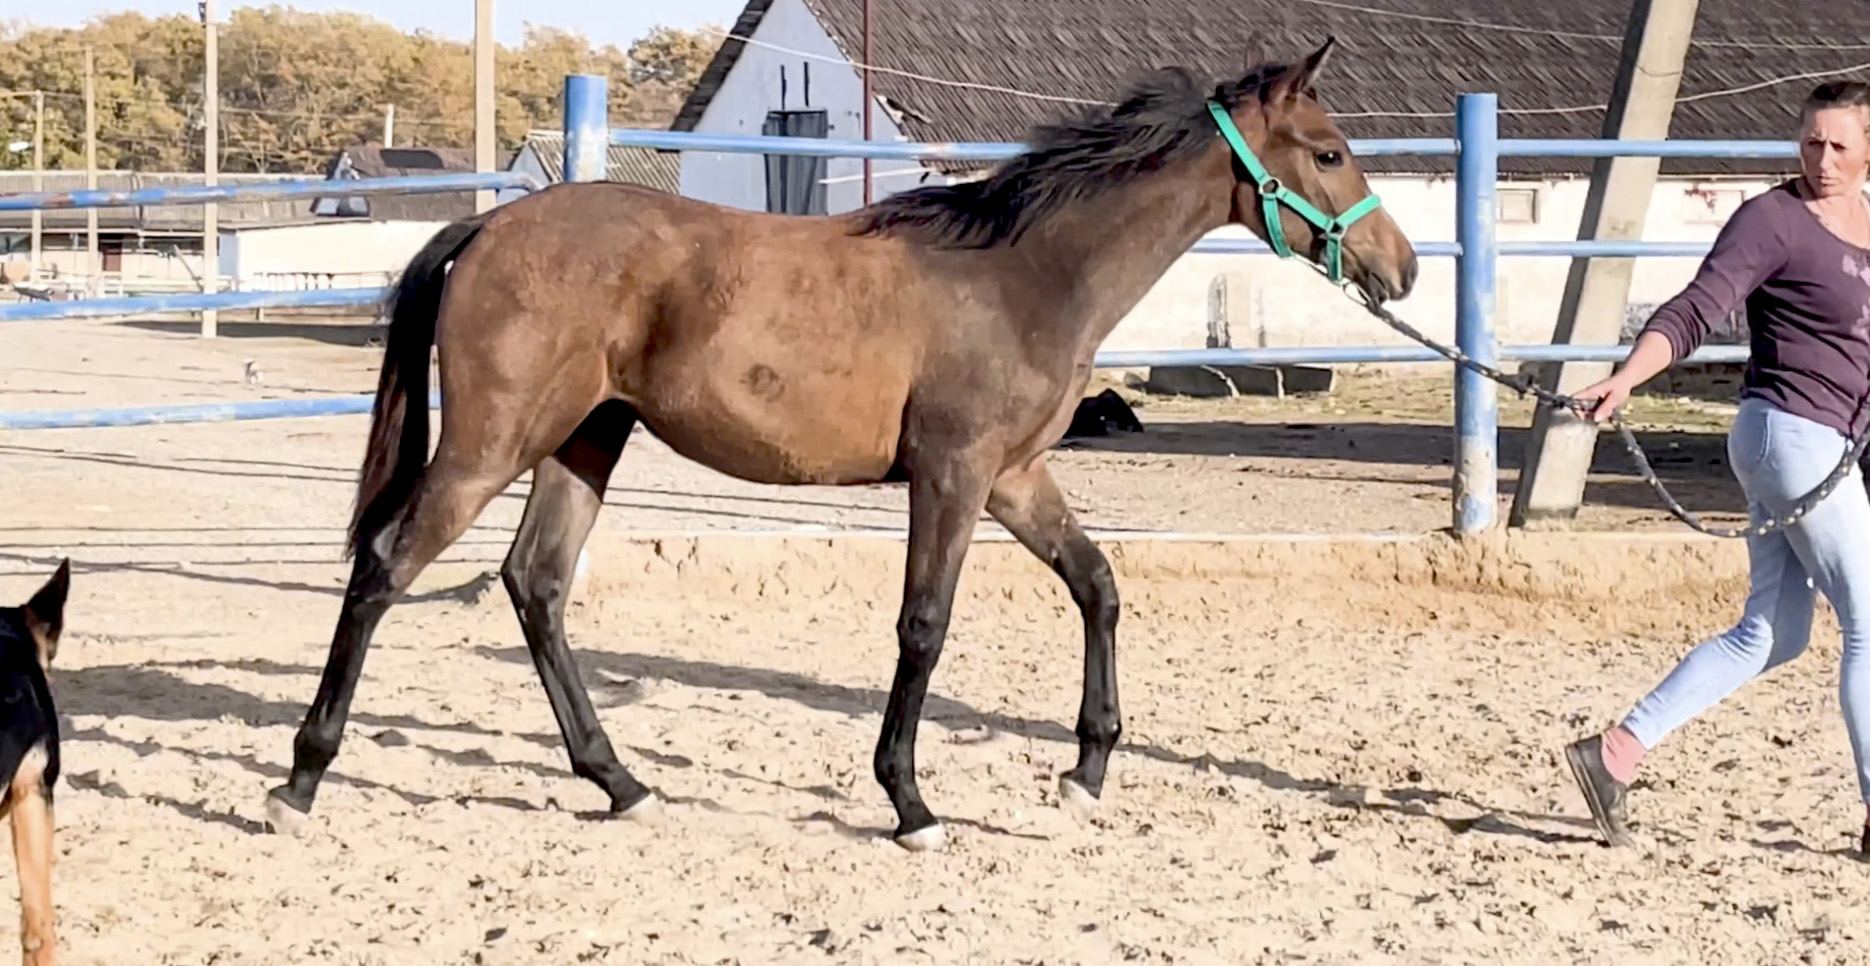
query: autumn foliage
[{"left": 0, "top": 9, "right": 718, "bottom": 173}]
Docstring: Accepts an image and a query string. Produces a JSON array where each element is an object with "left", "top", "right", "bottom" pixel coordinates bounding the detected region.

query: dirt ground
[{"left": 3, "top": 316, "right": 1867, "bottom": 966}]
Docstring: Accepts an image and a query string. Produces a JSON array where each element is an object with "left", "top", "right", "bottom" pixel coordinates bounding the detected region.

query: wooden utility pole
[
  {"left": 30, "top": 90, "right": 42, "bottom": 279},
  {"left": 1508, "top": 0, "right": 1702, "bottom": 527},
  {"left": 202, "top": 0, "right": 220, "bottom": 338},
  {"left": 474, "top": 0, "right": 495, "bottom": 213},
  {"left": 84, "top": 46, "right": 98, "bottom": 287},
  {"left": 861, "top": 0, "right": 873, "bottom": 205}
]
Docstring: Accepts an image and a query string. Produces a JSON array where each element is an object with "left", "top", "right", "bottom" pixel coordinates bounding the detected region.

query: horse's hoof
[
  {"left": 263, "top": 790, "right": 310, "bottom": 837},
  {"left": 615, "top": 791, "right": 663, "bottom": 825},
  {"left": 894, "top": 823, "right": 947, "bottom": 853},
  {"left": 1059, "top": 776, "right": 1100, "bottom": 825}
]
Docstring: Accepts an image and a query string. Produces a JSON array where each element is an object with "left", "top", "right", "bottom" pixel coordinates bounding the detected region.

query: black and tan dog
[{"left": 0, "top": 561, "right": 66, "bottom": 966}]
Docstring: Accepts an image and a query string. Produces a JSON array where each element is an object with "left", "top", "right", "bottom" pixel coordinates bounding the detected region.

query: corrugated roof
[
  {"left": 675, "top": 0, "right": 1858, "bottom": 177},
  {"left": 521, "top": 133, "right": 680, "bottom": 193}
]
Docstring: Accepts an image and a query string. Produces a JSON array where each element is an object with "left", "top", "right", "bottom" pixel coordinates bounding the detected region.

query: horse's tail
[{"left": 345, "top": 214, "right": 489, "bottom": 559}]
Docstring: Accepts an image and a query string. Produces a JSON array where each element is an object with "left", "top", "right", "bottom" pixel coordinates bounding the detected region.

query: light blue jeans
[{"left": 1622, "top": 396, "right": 1870, "bottom": 801}]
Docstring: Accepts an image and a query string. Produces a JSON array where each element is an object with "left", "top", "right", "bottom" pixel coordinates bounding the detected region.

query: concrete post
[{"left": 1509, "top": 0, "right": 1702, "bottom": 527}]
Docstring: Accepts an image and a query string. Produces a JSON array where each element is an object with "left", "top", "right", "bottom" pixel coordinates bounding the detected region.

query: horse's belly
[{"left": 636, "top": 396, "right": 903, "bottom": 487}]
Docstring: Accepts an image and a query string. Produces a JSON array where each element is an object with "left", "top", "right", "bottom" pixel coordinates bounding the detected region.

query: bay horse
[{"left": 263, "top": 37, "right": 1418, "bottom": 850}]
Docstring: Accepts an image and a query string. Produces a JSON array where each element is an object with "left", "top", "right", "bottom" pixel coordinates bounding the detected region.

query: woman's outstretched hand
[{"left": 1571, "top": 375, "right": 1633, "bottom": 423}]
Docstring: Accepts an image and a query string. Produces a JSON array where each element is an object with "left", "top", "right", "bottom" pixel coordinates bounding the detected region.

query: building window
[
  {"left": 1497, "top": 187, "right": 1539, "bottom": 224},
  {"left": 762, "top": 110, "right": 829, "bottom": 216}
]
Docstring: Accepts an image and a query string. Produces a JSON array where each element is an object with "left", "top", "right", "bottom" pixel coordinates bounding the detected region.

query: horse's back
[{"left": 445, "top": 180, "right": 929, "bottom": 486}]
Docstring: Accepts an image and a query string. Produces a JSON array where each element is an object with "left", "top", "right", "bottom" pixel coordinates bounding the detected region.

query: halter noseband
[{"left": 1205, "top": 100, "right": 1383, "bottom": 283}]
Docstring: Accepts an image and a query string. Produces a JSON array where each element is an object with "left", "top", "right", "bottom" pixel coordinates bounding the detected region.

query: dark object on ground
[{"left": 1065, "top": 389, "right": 1146, "bottom": 439}]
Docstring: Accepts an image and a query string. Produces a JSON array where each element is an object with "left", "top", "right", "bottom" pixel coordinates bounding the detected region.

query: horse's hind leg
[
  {"left": 501, "top": 401, "right": 657, "bottom": 818},
  {"left": 985, "top": 458, "right": 1121, "bottom": 823},
  {"left": 265, "top": 459, "right": 519, "bottom": 835}
]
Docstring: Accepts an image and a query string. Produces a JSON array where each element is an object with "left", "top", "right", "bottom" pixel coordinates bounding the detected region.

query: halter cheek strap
[{"left": 1205, "top": 100, "right": 1383, "bottom": 283}]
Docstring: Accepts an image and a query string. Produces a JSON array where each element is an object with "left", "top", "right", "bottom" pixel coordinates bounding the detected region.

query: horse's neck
[{"left": 1020, "top": 164, "right": 1230, "bottom": 347}]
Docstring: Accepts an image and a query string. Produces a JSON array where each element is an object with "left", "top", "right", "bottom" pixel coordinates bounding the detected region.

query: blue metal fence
[
  {"left": 0, "top": 171, "right": 540, "bottom": 324},
  {"left": 1452, "top": 94, "right": 1500, "bottom": 536},
  {"left": 0, "top": 171, "right": 541, "bottom": 212},
  {"left": 0, "top": 71, "right": 1789, "bottom": 536}
]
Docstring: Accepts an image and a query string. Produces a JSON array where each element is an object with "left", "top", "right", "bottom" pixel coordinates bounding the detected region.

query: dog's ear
[{"left": 23, "top": 559, "right": 69, "bottom": 667}]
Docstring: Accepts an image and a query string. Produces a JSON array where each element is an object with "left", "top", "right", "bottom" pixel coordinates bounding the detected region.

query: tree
[
  {"left": 0, "top": 14, "right": 719, "bottom": 174},
  {"left": 621, "top": 25, "right": 719, "bottom": 126}
]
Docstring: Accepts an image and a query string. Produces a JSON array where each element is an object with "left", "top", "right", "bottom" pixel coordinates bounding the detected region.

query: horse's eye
[{"left": 1315, "top": 150, "right": 1345, "bottom": 169}]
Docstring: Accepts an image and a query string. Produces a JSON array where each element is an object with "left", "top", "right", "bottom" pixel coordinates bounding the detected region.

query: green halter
[{"left": 1206, "top": 100, "right": 1383, "bottom": 283}]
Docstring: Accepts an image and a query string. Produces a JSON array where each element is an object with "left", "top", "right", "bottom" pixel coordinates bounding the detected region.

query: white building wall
[
  {"left": 678, "top": 0, "right": 940, "bottom": 213},
  {"left": 224, "top": 221, "right": 451, "bottom": 290}
]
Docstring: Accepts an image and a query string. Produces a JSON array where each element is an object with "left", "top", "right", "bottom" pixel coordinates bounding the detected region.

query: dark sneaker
[
  {"left": 1565, "top": 734, "right": 1634, "bottom": 847},
  {"left": 1860, "top": 825, "right": 1868, "bottom": 859}
]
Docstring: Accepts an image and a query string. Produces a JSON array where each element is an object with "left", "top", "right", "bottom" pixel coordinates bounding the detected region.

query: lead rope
[{"left": 1298, "top": 262, "right": 1870, "bottom": 539}]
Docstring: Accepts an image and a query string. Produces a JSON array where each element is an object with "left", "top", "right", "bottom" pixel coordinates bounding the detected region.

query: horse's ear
[{"left": 1266, "top": 36, "right": 1337, "bottom": 102}]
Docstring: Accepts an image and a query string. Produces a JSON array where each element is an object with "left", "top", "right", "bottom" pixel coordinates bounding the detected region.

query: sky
[{"left": 0, "top": 0, "right": 747, "bottom": 47}]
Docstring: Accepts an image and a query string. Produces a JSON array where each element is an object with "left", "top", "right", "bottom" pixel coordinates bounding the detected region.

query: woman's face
[{"left": 1799, "top": 105, "right": 1870, "bottom": 199}]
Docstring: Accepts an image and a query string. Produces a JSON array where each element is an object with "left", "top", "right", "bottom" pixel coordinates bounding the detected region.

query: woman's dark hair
[{"left": 1805, "top": 81, "right": 1870, "bottom": 113}]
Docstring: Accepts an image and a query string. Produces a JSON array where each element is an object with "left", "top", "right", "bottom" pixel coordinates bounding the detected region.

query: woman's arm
[
  {"left": 1612, "top": 330, "right": 1678, "bottom": 388},
  {"left": 1574, "top": 191, "right": 1791, "bottom": 421},
  {"left": 1638, "top": 192, "right": 1790, "bottom": 363}
]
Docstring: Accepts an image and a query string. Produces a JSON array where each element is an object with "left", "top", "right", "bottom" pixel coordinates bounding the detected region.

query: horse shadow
[
  {"left": 49, "top": 648, "right": 1597, "bottom": 845},
  {"left": 50, "top": 660, "right": 737, "bottom": 831},
  {"left": 473, "top": 644, "right": 1599, "bottom": 846}
]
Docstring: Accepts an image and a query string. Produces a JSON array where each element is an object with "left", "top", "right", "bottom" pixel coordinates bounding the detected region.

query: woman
[{"left": 1564, "top": 80, "right": 1870, "bottom": 852}]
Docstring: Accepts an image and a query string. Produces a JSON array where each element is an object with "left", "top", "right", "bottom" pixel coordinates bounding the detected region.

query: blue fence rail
[
  {"left": 0, "top": 72, "right": 1790, "bottom": 536},
  {"left": 0, "top": 287, "right": 386, "bottom": 322},
  {"left": 0, "top": 171, "right": 541, "bottom": 212},
  {"left": 0, "top": 171, "right": 542, "bottom": 324}
]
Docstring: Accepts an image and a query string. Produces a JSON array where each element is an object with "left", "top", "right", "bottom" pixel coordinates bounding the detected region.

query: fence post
[
  {"left": 1453, "top": 93, "right": 1500, "bottom": 535},
  {"left": 564, "top": 74, "right": 608, "bottom": 183}
]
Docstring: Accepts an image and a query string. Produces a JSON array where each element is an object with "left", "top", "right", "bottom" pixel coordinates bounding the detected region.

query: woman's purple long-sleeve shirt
[{"left": 1641, "top": 180, "right": 1870, "bottom": 439}]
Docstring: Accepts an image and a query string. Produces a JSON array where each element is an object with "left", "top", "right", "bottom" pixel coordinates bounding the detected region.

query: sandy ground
[{"left": 1, "top": 317, "right": 1867, "bottom": 965}]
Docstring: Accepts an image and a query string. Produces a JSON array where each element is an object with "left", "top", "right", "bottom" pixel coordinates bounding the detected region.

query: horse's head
[{"left": 1209, "top": 38, "right": 1418, "bottom": 304}]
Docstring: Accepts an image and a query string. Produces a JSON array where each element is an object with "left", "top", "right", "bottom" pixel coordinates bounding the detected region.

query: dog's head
[{"left": 2, "top": 560, "right": 69, "bottom": 669}]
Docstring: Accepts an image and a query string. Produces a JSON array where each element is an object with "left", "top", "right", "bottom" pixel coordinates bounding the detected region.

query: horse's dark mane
[{"left": 848, "top": 62, "right": 1291, "bottom": 249}]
